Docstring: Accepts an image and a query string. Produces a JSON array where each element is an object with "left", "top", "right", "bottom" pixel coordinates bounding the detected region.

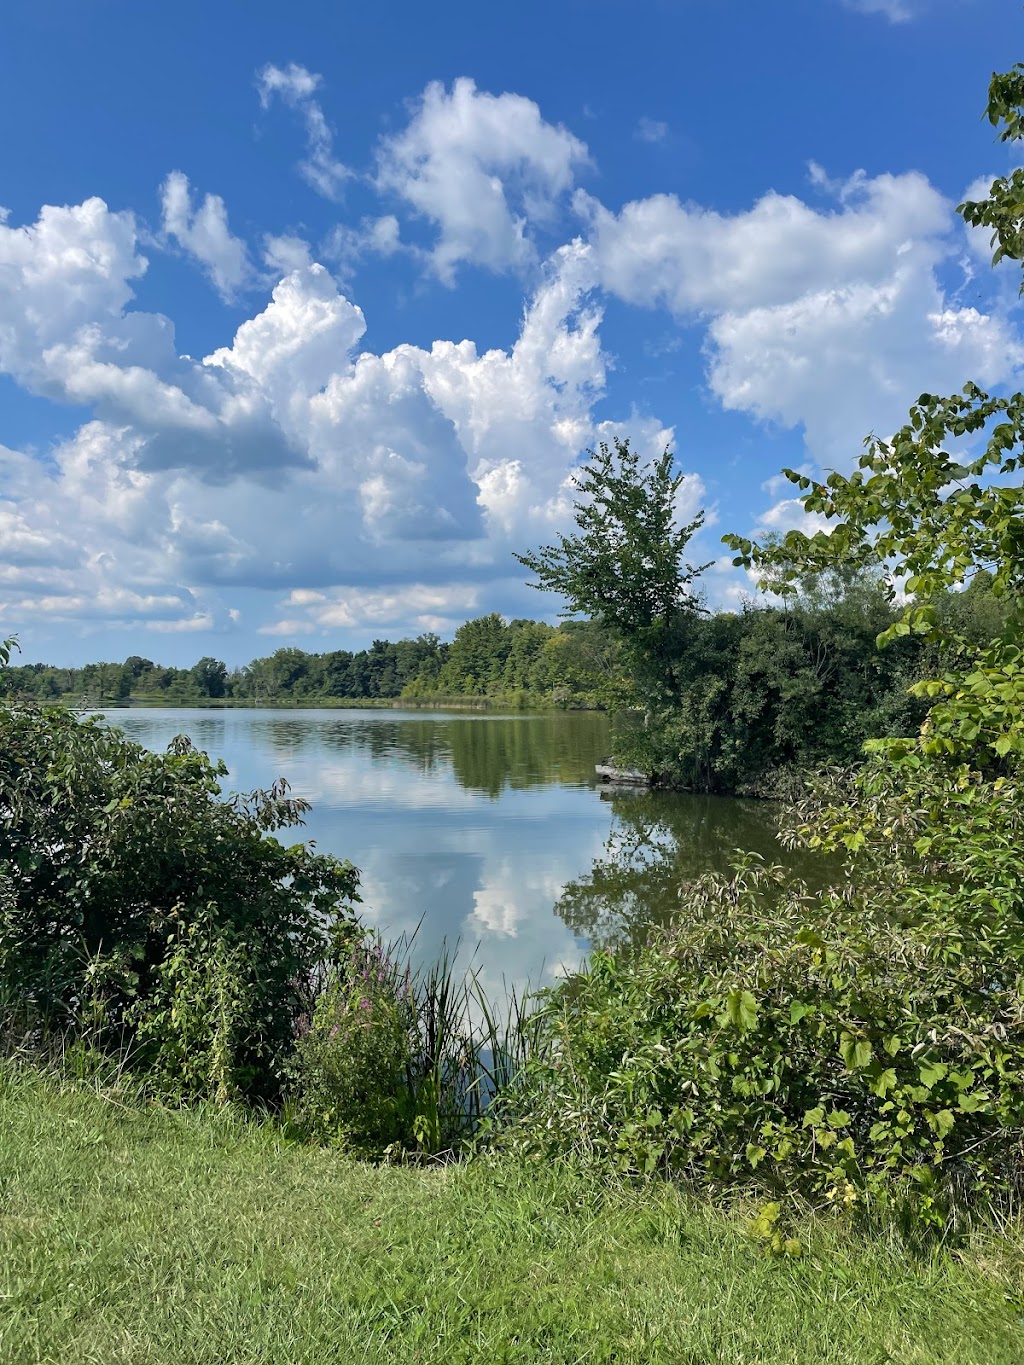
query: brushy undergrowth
[
  {"left": 286, "top": 937, "right": 534, "bottom": 1158},
  {"left": 501, "top": 846, "right": 1024, "bottom": 1233},
  {"left": 0, "top": 697, "right": 360, "bottom": 1104},
  {"left": 501, "top": 750, "right": 1024, "bottom": 1233}
]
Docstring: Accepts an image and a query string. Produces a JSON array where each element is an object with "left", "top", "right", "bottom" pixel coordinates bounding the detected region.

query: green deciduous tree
[
  {"left": 515, "top": 438, "right": 708, "bottom": 641},
  {"left": 190, "top": 656, "right": 228, "bottom": 699},
  {"left": 516, "top": 439, "right": 710, "bottom": 775}
]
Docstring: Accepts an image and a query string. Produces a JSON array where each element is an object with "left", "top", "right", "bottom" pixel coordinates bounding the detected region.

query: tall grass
[
  {"left": 287, "top": 932, "right": 540, "bottom": 1158},
  {"left": 404, "top": 945, "right": 537, "bottom": 1150}
]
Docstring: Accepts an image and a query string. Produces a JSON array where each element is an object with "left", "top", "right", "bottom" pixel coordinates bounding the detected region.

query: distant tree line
[
  {"left": 2, "top": 573, "right": 1008, "bottom": 794},
  {"left": 0, "top": 618, "right": 616, "bottom": 711}
]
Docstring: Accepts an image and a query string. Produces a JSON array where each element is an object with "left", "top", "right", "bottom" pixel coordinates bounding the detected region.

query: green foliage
[
  {"left": 512, "top": 441, "right": 948, "bottom": 790},
  {"left": 288, "top": 936, "right": 534, "bottom": 1159},
  {"left": 0, "top": 700, "right": 360, "bottom": 1101},
  {"left": 603, "top": 573, "right": 939, "bottom": 793},
  {"left": 576, "top": 62, "right": 1024, "bottom": 1232},
  {"left": 516, "top": 438, "right": 710, "bottom": 729},
  {"left": 500, "top": 65, "right": 1024, "bottom": 1235},
  {"left": 959, "top": 65, "right": 1024, "bottom": 284},
  {"left": 190, "top": 655, "right": 228, "bottom": 698},
  {"left": 1, "top": 621, "right": 618, "bottom": 711},
  {"left": 434, "top": 613, "right": 517, "bottom": 694},
  {"left": 289, "top": 939, "right": 417, "bottom": 1155},
  {"left": 515, "top": 438, "right": 709, "bottom": 638},
  {"left": 505, "top": 851, "right": 1024, "bottom": 1226},
  {"left": 725, "top": 384, "right": 1024, "bottom": 765}
]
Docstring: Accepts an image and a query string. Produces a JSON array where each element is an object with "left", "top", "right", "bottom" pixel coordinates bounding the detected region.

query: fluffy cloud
[
  {"left": 581, "top": 168, "right": 1022, "bottom": 463},
  {"left": 324, "top": 215, "right": 404, "bottom": 278},
  {"left": 4, "top": 78, "right": 1023, "bottom": 651},
  {"left": 708, "top": 272, "right": 1021, "bottom": 462},
  {"left": 259, "top": 583, "right": 483, "bottom": 637},
  {"left": 0, "top": 196, "right": 146, "bottom": 394},
  {"left": 160, "top": 171, "right": 255, "bottom": 300},
  {"left": 0, "top": 222, "right": 620, "bottom": 640},
  {"left": 257, "top": 62, "right": 349, "bottom": 200},
  {"left": 578, "top": 169, "right": 951, "bottom": 316},
  {"left": 0, "top": 196, "right": 317, "bottom": 479},
  {"left": 377, "top": 78, "right": 589, "bottom": 281}
]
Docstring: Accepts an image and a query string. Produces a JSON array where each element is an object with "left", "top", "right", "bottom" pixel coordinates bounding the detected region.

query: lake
[{"left": 104, "top": 708, "right": 797, "bottom": 996}]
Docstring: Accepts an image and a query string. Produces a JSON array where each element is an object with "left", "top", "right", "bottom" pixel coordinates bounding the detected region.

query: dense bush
[
  {"left": 0, "top": 698, "right": 360, "bottom": 1102},
  {"left": 506, "top": 809, "right": 1024, "bottom": 1227}
]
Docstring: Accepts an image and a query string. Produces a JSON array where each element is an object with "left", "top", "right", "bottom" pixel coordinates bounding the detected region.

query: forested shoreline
[
  {"left": 6, "top": 570, "right": 1008, "bottom": 795},
  {"left": 1, "top": 616, "right": 611, "bottom": 710}
]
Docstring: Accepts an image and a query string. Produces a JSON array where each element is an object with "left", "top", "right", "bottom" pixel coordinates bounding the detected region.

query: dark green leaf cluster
[
  {"left": 0, "top": 701, "right": 360, "bottom": 1101},
  {"left": 289, "top": 939, "right": 419, "bottom": 1155},
  {"left": 605, "top": 575, "right": 943, "bottom": 793}
]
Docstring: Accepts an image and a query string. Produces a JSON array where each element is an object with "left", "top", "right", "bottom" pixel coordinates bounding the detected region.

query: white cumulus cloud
[
  {"left": 0, "top": 218, "right": 634, "bottom": 644},
  {"left": 160, "top": 171, "right": 255, "bottom": 300},
  {"left": 580, "top": 167, "right": 1022, "bottom": 463},
  {"left": 377, "top": 78, "right": 590, "bottom": 282}
]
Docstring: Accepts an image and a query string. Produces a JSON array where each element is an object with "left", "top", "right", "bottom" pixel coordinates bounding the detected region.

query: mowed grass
[{"left": 1, "top": 1068, "right": 1022, "bottom": 1364}]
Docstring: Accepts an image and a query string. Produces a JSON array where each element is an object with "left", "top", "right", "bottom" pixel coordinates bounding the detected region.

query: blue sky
[{"left": 0, "top": 0, "right": 1020, "bottom": 665}]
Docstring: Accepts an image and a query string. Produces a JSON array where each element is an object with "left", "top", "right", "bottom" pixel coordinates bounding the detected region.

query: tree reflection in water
[
  {"left": 250, "top": 712, "right": 610, "bottom": 797},
  {"left": 553, "top": 790, "right": 829, "bottom": 955}
]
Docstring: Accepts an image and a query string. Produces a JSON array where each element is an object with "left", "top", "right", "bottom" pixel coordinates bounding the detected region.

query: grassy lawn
[{"left": 0, "top": 1068, "right": 1021, "bottom": 1364}]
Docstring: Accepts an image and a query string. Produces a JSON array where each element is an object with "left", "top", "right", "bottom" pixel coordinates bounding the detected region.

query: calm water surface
[{"left": 104, "top": 708, "right": 798, "bottom": 994}]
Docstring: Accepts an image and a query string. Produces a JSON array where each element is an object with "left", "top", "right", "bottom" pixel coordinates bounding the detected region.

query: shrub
[
  {"left": 0, "top": 700, "right": 360, "bottom": 1101},
  {"left": 288, "top": 940, "right": 417, "bottom": 1155},
  {"left": 288, "top": 937, "right": 535, "bottom": 1159},
  {"left": 505, "top": 833, "right": 1024, "bottom": 1230}
]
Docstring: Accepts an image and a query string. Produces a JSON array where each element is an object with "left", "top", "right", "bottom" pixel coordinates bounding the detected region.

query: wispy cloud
[
  {"left": 843, "top": 0, "right": 914, "bottom": 22},
  {"left": 257, "top": 62, "right": 349, "bottom": 200},
  {"left": 635, "top": 117, "right": 669, "bottom": 144}
]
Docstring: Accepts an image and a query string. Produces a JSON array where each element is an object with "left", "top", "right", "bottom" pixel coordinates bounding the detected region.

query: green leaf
[
  {"left": 840, "top": 1033, "right": 873, "bottom": 1070},
  {"left": 726, "top": 989, "right": 758, "bottom": 1031},
  {"left": 918, "top": 1060, "right": 948, "bottom": 1089},
  {"left": 869, "top": 1068, "right": 897, "bottom": 1098},
  {"left": 929, "top": 1110, "right": 955, "bottom": 1139}
]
